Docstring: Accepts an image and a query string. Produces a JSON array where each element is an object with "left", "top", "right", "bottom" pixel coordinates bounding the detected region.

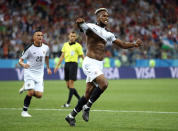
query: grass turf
[{"left": 0, "top": 79, "right": 178, "bottom": 131}]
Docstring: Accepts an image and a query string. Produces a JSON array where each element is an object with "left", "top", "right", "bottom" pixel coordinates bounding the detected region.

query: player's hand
[
  {"left": 54, "top": 67, "right": 58, "bottom": 74},
  {"left": 47, "top": 68, "right": 52, "bottom": 75},
  {"left": 76, "top": 18, "right": 85, "bottom": 25},
  {"left": 135, "top": 39, "right": 143, "bottom": 47},
  {"left": 23, "top": 64, "right": 30, "bottom": 69}
]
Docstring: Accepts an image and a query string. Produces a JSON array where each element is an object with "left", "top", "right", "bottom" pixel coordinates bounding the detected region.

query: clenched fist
[
  {"left": 134, "top": 39, "right": 143, "bottom": 47},
  {"left": 76, "top": 18, "right": 85, "bottom": 25}
]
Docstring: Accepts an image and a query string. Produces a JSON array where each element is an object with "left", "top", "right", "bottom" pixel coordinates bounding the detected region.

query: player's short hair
[
  {"left": 95, "top": 8, "right": 108, "bottom": 15},
  {"left": 33, "top": 27, "right": 42, "bottom": 35}
]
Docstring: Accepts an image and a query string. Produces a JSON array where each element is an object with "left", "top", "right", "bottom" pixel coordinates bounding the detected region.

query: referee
[{"left": 54, "top": 31, "right": 84, "bottom": 108}]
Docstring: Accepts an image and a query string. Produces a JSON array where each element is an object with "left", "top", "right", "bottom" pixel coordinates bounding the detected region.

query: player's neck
[
  {"left": 97, "top": 22, "right": 106, "bottom": 28},
  {"left": 69, "top": 41, "right": 75, "bottom": 45},
  {"left": 34, "top": 41, "right": 42, "bottom": 47}
]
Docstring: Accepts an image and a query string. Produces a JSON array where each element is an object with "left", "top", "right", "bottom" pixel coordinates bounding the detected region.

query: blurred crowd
[{"left": 0, "top": 0, "right": 177, "bottom": 66}]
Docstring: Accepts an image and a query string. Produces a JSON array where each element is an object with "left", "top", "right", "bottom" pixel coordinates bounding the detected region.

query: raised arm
[
  {"left": 76, "top": 18, "right": 91, "bottom": 34},
  {"left": 76, "top": 18, "right": 85, "bottom": 29},
  {"left": 113, "top": 38, "right": 143, "bottom": 49}
]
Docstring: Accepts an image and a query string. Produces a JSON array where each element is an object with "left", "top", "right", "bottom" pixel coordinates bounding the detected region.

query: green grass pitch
[{"left": 0, "top": 79, "right": 178, "bottom": 131}]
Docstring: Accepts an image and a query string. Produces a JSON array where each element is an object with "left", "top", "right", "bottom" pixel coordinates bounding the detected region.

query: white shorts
[
  {"left": 24, "top": 79, "right": 44, "bottom": 92},
  {"left": 82, "top": 56, "right": 103, "bottom": 83},
  {"left": 24, "top": 71, "right": 44, "bottom": 92}
]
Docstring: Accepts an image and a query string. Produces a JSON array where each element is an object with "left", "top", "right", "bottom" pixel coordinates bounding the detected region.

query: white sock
[
  {"left": 69, "top": 114, "right": 74, "bottom": 119},
  {"left": 84, "top": 104, "right": 90, "bottom": 109}
]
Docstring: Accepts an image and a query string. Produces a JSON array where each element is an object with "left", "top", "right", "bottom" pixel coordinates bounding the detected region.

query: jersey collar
[
  {"left": 69, "top": 42, "right": 75, "bottom": 45},
  {"left": 33, "top": 42, "right": 42, "bottom": 47}
]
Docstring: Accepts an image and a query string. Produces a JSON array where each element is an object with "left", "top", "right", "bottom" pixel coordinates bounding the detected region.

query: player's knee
[
  {"left": 27, "top": 90, "right": 35, "bottom": 96},
  {"left": 35, "top": 94, "right": 42, "bottom": 98},
  {"left": 100, "top": 81, "right": 108, "bottom": 91},
  {"left": 34, "top": 92, "right": 43, "bottom": 98}
]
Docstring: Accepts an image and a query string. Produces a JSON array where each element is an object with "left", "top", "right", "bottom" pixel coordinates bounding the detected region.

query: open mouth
[
  {"left": 104, "top": 20, "right": 108, "bottom": 23},
  {"left": 104, "top": 19, "right": 108, "bottom": 23}
]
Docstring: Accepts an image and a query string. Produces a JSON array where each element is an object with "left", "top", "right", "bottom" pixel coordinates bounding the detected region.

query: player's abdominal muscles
[{"left": 94, "top": 46, "right": 105, "bottom": 60}]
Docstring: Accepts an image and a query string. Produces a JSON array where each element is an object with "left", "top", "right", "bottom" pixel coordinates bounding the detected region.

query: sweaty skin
[
  {"left": 76, "top": 11, "right": 142, "bottom": 61},
  {"left": 86, "top": 29, "right": 106, "bottom": 60}
]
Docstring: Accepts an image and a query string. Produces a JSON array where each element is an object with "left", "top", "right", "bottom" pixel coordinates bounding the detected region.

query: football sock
[
  {"left": 87, "top": 87, "right": 103, "bottom": 108},
  {"left": 67, "top": 88, "right": 75, "bottom": 104},
  {"left": 70, "top": 96, "right": 87, "bottom": 117},
  {"left": 23, "top": 95, "right": 32, "bottom": 111},
  {"left": 73, "top": 88, "right": 80, "bottom": 100}
]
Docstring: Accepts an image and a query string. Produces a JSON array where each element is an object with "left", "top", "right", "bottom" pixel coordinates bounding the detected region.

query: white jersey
[
  {"left": 80, "top": 23, "right": 116, "bottom": 46},
  {"left": 21, "top": 43, "right": 49, "bottom": 82}
]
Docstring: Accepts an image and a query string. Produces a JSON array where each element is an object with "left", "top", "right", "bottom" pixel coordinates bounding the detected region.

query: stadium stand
[{"left": 0, "top": 0, "right": 177, "bottom": 66}]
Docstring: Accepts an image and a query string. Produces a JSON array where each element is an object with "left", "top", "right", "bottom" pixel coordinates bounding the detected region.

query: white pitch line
[{"left": 0, "top": 108, "right": 178, "bottom": 114}]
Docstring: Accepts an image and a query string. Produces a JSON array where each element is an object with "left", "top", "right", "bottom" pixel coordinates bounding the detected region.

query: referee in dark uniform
[{"left": 54, "top": 32, "right": 84, "bottom": 107}]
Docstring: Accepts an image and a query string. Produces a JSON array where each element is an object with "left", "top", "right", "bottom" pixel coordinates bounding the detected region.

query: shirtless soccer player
[{"left": 65, "top": 8, "right": 143, "bottom": 126}]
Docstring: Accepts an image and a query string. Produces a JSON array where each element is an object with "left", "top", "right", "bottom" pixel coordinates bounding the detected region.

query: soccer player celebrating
[
  {"left": 54, "top": 31, "right": 84, "bottom": 108},
  {"left": 65, "top": 8, "right": 143, "bottom": 126},
  {"left": 19, "top": 28, "right": 52, "bottom": 117}
]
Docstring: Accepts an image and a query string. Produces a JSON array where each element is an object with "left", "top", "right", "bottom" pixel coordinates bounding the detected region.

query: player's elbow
[
  {"left": 18, "top": 59, "right": 24, "bottom": 67},
  {"left": 18, "top": 60, "right": 22, "bottom": 66}
]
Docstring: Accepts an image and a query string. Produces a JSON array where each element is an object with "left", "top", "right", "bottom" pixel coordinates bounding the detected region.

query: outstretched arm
[{"left": 113, "top": 38, "right": 143, "bottom": 49}]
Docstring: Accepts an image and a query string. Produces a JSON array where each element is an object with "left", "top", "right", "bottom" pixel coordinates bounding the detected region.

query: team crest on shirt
[
  {"left": 43, "top": 51, "right": 45, "bottom": 54},
  {"left": 27, "top": 83, "right": 30, "bottom": 87}
]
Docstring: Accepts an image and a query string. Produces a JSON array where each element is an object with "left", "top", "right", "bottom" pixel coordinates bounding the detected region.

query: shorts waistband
[{"left": 85, "top": 56, "right": 103, "bottom": 62}]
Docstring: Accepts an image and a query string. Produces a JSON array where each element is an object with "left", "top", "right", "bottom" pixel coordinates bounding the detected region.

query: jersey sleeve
[
  {"left": 106, "top": 32, "right": 117, "bottom": 46},
  {"left": 21, "top": 49, "right": 29, "bottom": 59},
  {"left": 77, "top": 44, "right": 84, "bottom": 55},
  {"left": 110, "top": 33, "right": 116, "bottom": 43},
  {"left": 79, "top": 23, "right": 89, "bottom": 33},
  {"left": 46, "top": 46, "right": 50, "bottom": 56},
  {"left": 20, "top": 43, "right": 32, "bottom": 59},
  {"left": 61, "top": 43, "right": 66, "bottom": 53}
]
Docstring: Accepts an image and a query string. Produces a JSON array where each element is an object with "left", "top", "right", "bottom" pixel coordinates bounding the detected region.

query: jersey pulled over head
[{"left": 95, "top": 8, "right": 109, "bottom": 27}]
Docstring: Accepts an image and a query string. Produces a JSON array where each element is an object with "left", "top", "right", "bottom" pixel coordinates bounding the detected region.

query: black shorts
[{"left": 64, "top": 62, "right": 78, "bottom": 81}]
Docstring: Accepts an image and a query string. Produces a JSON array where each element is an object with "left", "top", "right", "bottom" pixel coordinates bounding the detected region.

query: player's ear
[
  {"left": 96, "top": 15, "right": 100, "bottom": 23},
  {"left": 33, "top": 32, "right": 36, "bottom": 39}
]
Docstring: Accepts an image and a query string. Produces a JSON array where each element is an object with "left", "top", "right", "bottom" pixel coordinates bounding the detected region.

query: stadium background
[{"left": 0, "top": 0, "right": 178, "bottom": 131}]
